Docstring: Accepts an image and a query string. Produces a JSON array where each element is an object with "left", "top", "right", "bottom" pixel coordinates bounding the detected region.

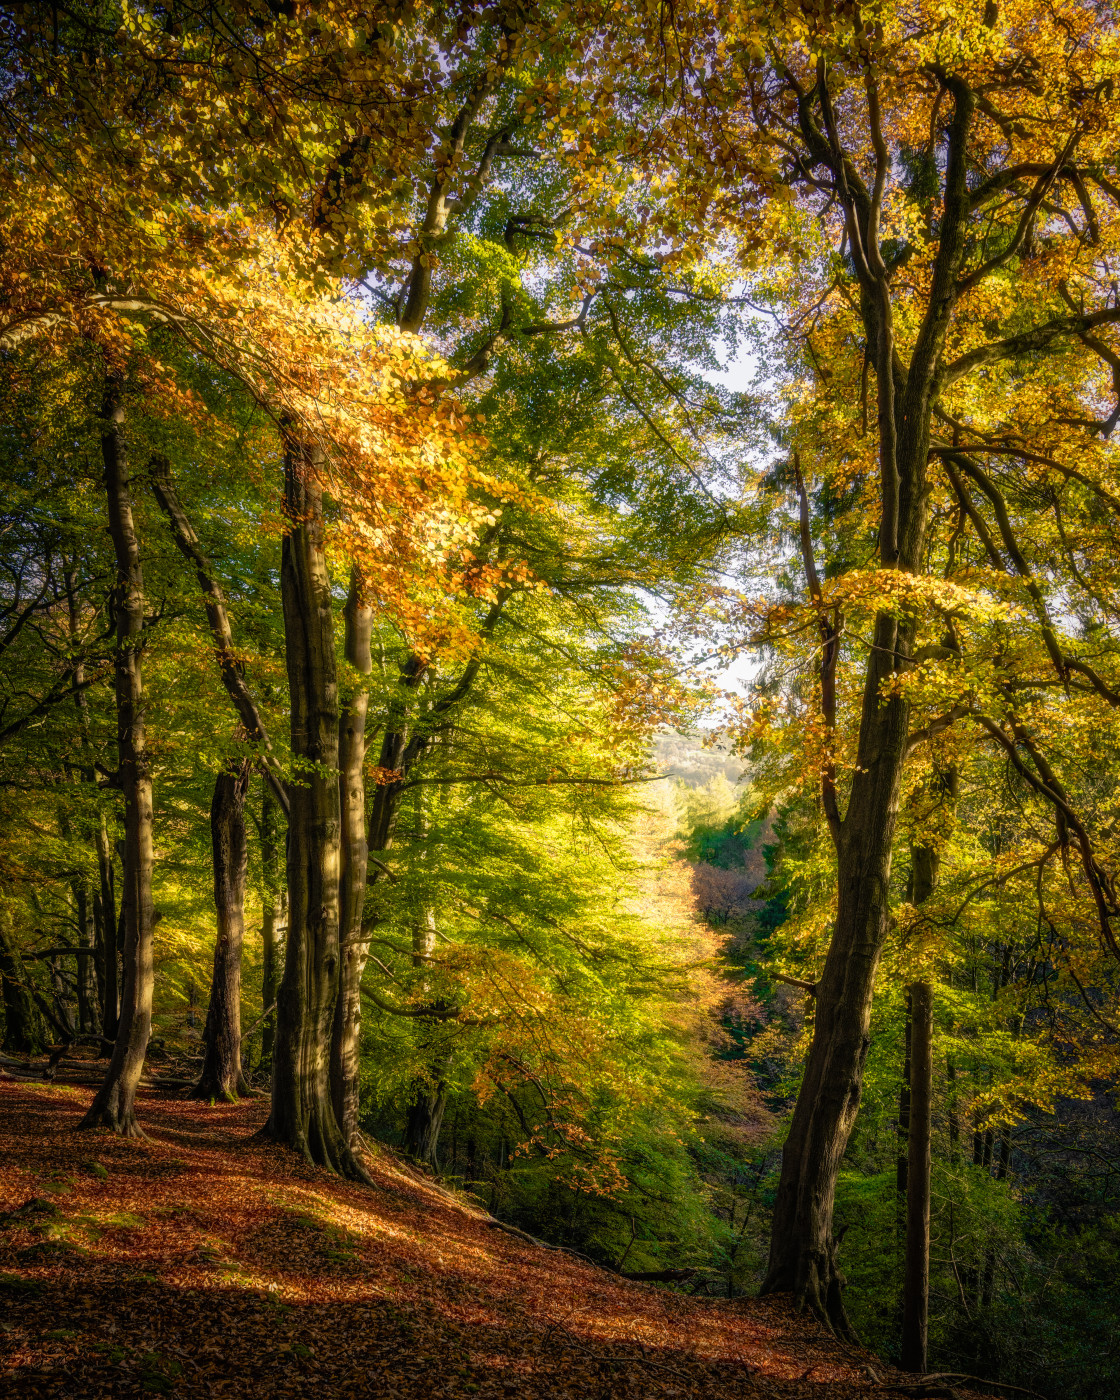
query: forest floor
[{"left": 1, "top": 1077, "right": 963, "bottom": 1400}]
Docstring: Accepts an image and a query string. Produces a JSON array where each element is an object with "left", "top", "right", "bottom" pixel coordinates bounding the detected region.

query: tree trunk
[
  {"left": 325, "top": 647, "right": 430, "bottom": 1138},
  {"left": 402, "top": 907, "right": 448, "bottom": 1166},
  {"left": 760, "top": 74, "right": 976, "bottom": 1336},
  {"left": 259, "top": 784, "right": 286, "bottom": 1072},
  {"left": 332, "top": 600, "right": 501, "bottom": 1145},
  {"left": 330, "top": 568, "right": 373, "bottom": 1145},
  {"left": 58, "top": 803, "right": 100, "bottom": 1037},
  {"left": 760, "top": 614, "right": 911, "bottom": 1338},
  {"left": 81, "top": 374, "right": 155, "bottom": 1138},
  {"left": 62, "top": 570, "right": 103, "bottom": 1038},
  {"left": 74, "top": 879, "right": 99, "bottom": 1034},
  {"left": 901, "top": 980, "right": 933, "bottom": 1372},
  {"left": 48, "top": 952, "right": 75, "bottom": 1038},
  {"left": 264, "top": 437, "right": 361, "bottom": 1176},
  {"left": 95, "top": 812, "right": 118, "bottom": 1055},
  {"left": 995, "top": 1128, "right": 1011, "bottom": 1181},
  {"left": 191, "top": 759, "right": 252, "bottom": 1101},
  {"left": 0, "top": 898, "right": 42, "bottom": 1055},
  {"left": 404, "top": 1078, "right": 449, "bottom": 1166},
  {"left": 897, "top": 990, "right": 912, "bottom": 1197}
]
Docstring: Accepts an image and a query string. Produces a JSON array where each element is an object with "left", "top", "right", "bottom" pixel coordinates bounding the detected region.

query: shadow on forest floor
[{"left": 0, "top": 1080, "right": 965, "bottom": 1399}]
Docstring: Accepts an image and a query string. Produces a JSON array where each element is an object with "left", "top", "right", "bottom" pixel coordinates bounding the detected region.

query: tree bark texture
[
  {"left": 324, "top": 649, "right": 429, "bottom": 1139},
  {"left": 62, "top": 584, "right": 102, "bottom": 1038},
  {"left": 95, "top": 813, "right": 118, "bottom": 1053},
  {"left": 897, "top": 990, "right": 912, "bottom": 1197},
  {"left": 192, "top": 759, "right": 252, "bottom": 1101},
  {"left": 81, "top": 375, "right": 155, "bottom": 1138},
  {"left": 330, "top": 568, "right": 372, "bottom": 1145},
  {"left": 259, "top": 785, "right": 286, "bottom": 1072},
  {"left": 901, "top": 980, "right": 933, "bottom": 1372},
  {"left": 74, "top": 878, "right": 99, "bottom": 1034},
  {"left": 402, "top": 907, "right": 448, "bottom": 1165},
  {"left": 264, "top": 438, "right": 361, "bottom": 1176},
  {"left": 760, "top": 640, "right": 911, "bottom": 1336}
]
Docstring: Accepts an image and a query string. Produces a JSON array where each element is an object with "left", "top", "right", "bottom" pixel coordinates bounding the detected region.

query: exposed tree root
[
  {"left": 255, "top": 1112, "right": 375, "bottom": 1187},
  {"left": 762, "top": 1237, "right": 858, "bottom": 1344},
  {"left": 77, "top": 1104, "right": 149, "bottom": 1140},
  {"left": 188, "top": 1070, "right": 253, "bottom": 1103}
]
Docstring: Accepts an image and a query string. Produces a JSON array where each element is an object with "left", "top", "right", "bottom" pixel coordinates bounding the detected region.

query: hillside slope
[{"left": 1, "top": 1082, "right": 946, "bottom": 1399}]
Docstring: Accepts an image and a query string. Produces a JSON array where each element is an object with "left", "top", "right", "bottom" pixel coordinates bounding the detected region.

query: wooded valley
[{"left": 2, "top": 3, "right": 1120, "bottom": 1398}]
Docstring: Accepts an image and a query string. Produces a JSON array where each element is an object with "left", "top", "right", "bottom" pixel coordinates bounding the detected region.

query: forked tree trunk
[
  {"left": 264, "top": 437, "right": 363, "bottom": 1177},
  {"left": 147, "top": 455, "right": 290, "bottom": 1079},
  {"left": 259, "top": 785, "right": 286, "bottom": 1072},
  {"left": 330, "top": 598, "right": 503, "bottom": 1144},
  {"left": 330, "top": 568, "right": 372, "bottom": 1145},
  {"left": 81, "top": 374, "right": 155, "bottom": 1138},
  {"left": 192, "top": 759, "right": 252, "bottom": 1101}
]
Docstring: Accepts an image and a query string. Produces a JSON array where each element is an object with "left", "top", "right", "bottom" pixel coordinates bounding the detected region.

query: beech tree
[{"left": 638, "top": 0, "right": 1120, "bottom": 1330}]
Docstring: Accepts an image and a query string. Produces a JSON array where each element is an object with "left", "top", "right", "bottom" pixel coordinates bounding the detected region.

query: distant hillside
[{"left": 652, "top": 730, "right": 744, "bottom": 789}]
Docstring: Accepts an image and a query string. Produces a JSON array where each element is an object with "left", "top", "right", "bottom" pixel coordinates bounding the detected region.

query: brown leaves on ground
[{"left": 1, "top": 1082, "right": 941, "bottom": 1400}]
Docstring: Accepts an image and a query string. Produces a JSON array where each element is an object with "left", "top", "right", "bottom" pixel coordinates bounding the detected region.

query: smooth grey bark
[
  {"left": 339, "top": 600, "right": 506, "bottom": 1140},
  {"left": 259, "top": 784, "right": 286, "bottom": 1072},
  {"left": 191, "top": 759, "right": 252, "bottom": 1101},
  {"left": 95, "top": 812, "right": 117, "bottom": 1054},
  {"left": 401, "top": 906, "right": 448, "bottom": 1165},
  {"left": 264, "top": 437, "right": 364, "bottom": 1178},
  {"left": 57, "top": 803, "right": 100, "bottom": 1037},
  {"left": 329, "top": 568, "right": 372, "bottom": 1145},
  {"left": 80, "top": 374, "right": 155, "bottom": 1137},
  {"left": 61, "top": 580, "right": 102, "bottom": 1037}
]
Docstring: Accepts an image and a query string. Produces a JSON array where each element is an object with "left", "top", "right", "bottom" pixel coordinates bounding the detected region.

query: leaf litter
[{"left": 0, "top": 1082, "right": 979, "bottom": 1399}]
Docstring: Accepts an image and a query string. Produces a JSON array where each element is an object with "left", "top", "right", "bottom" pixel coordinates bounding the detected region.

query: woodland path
[{"left": 1, "top": 1080, "right": 951, "bottom": 1400}]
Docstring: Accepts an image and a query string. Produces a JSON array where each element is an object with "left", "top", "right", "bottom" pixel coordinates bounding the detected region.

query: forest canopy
[{"left": 2, "top": 2, "right": 1120, "bottom": 1398}]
